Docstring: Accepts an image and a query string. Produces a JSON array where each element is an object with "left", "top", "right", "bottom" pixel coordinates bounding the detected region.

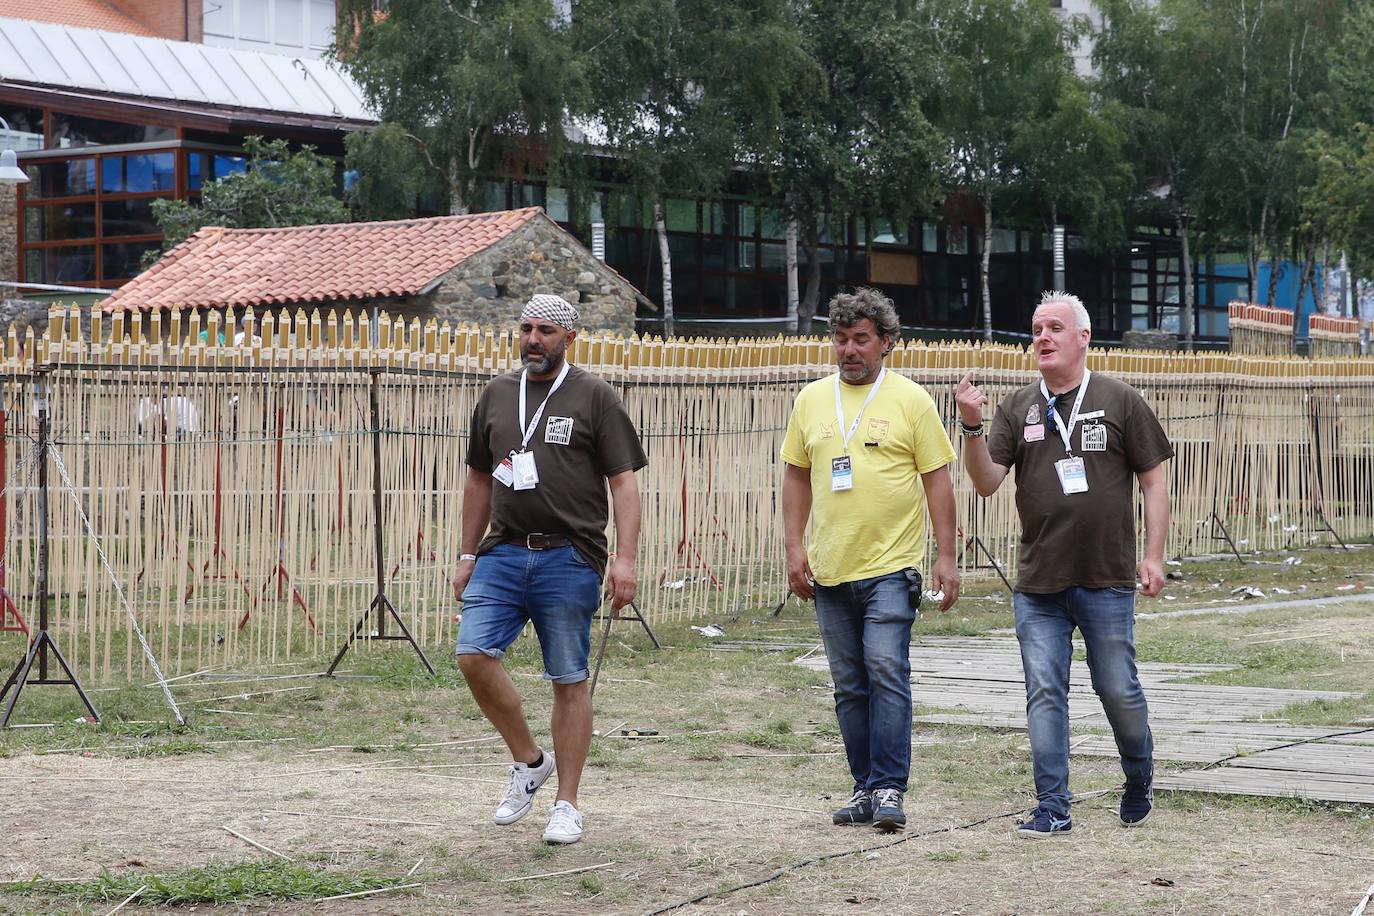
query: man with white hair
[
  {"left": 955, "top": 291, "right": 1173, "bottom": 837},
  {"left": 452, "top": 293, "right": 647, "bottom": 845}
]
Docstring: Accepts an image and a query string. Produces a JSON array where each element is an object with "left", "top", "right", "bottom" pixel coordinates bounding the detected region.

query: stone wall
[
  {"left": 0, "top": 297, "right": 52, "bottom": 338},
  {"left": 0, "top": 185, "right": 16, "bottom": 283},
  {"left": 421, "top": 214, "right": 638, "bottom": 334}
]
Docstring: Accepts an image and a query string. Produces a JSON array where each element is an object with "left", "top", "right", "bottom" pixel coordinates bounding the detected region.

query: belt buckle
[{"left": 526, "top": 533, "right": 550, "bottom": 550}]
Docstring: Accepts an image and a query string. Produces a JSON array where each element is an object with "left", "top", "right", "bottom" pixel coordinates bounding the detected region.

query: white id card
[
  {"left": 1055, "top": 456, "right": 1088, "bottom": 495},
  {"left": 831, "top": 455, "right": 853, "bottom": 491},
  {"left": 493, "top": 455, "right": 515, "bottom": 488},
  {"left": 512, "top": 450, "right": 540, "bottom": 490}
]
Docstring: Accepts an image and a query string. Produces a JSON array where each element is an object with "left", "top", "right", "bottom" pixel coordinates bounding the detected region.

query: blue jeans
[
  {"left": 456, "top": 544, "right": 602, "bottom": 683},
  {"left": 1014, "top": 587, "right": 1154, "bottom": 816},
  {"left": 814, "top": 571, "right": 916, "bottom": 794}
]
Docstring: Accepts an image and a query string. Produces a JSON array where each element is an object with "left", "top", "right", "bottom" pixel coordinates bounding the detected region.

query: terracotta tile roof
[
  {"left": 102, "top": 209, "right": 545, "bottom": 313},
  {"left": 0, "top": 1, "right": 157, "bottom": 36}
]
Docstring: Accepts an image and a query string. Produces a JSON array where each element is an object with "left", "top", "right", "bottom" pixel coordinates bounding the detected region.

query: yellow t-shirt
[{"left": 780, "top": 371, "right": 956, "bottom": 586}]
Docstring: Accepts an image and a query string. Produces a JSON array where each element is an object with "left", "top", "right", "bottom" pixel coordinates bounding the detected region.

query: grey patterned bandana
[{"left": 521, "top": 294, "right": 580, "bottom": 330}]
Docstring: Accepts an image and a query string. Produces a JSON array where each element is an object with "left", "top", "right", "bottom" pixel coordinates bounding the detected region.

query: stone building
[{"left": 99, "top": 208, "right": 647, "bottom": 334}]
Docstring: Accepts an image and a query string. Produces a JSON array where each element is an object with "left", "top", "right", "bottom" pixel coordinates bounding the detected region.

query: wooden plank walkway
[{"left": 797, "top": 635, "right": 1374, "bottom": 804}]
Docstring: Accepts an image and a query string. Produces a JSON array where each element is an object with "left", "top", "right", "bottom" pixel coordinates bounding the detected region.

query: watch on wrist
[
  {"left": 959, "top": 419, "right": 985, "bottom": 438},
  {"left": 460, "top": 553, "right": 478, "bottom": 562}
]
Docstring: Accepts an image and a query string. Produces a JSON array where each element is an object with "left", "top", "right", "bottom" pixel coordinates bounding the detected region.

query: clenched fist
[{"left": 954, "top": 370, "right": 988, "bottom": 427}]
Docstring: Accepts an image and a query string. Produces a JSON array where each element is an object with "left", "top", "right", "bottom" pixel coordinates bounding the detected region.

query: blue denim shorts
[{"left": 456, "top": 543, "right": 603, "bottom": 684}]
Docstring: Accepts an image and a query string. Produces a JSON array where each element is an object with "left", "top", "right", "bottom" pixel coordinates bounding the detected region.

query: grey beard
[{"left": 522, "top": 349, "right": 565, "bottom": 375}]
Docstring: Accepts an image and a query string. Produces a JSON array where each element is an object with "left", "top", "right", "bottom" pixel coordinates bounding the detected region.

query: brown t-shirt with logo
[
  {"left": 987, "top": 372, "right": 1173, "bottom": 593},
  {"left": 467, "top": 364, "right": 648, "bottom": 576}
]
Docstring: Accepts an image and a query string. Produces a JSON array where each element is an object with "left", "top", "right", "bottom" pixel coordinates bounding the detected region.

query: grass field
[{"left": 0, "top": 545, "right": 1371, "bottom": 914}]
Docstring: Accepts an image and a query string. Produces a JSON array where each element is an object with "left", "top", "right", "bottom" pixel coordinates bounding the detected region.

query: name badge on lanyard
[
  {"left": 831, "top": 368, "right": 886, "bottom": 492},
  {"left": 510, "top": 361, "right": 571, "bottom": 492},
  {"left": 1041, "top": 370, "right": 1092, "bottom": 496}
]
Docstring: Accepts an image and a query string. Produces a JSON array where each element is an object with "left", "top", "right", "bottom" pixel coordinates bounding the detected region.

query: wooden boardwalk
[{"left": 796, "top": 635, "right": 1374, "bottom": 804}]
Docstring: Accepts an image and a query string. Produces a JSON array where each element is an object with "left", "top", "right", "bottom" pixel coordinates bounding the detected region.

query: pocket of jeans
[
  {"left": 1108, "top": 585, "right": 1137, "bottom": 596},
  {"left": 569, "top": 546, "right": 592, "bottom": 568}
]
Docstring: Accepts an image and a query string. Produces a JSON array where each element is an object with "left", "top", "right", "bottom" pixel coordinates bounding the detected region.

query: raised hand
[{"left": 954, "top": 370, "right": 988, "bottom": 427}]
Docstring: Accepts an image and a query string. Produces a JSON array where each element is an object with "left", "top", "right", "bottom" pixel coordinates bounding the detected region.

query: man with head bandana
[{"left": 452, "top": 294, "right": 648, "bottom": 845}]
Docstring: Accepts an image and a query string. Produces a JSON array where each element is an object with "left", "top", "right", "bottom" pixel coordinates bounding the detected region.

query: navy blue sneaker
[
  {"left": 1016, "top": 806, "right": 1072, "bottom": 839},
  {"left": 832, "top": 790, "right": 874, "bottom": 825},
  {"left": 1120, "top": 781, "right": 1153, "bottom": 826},
  {"left": 872, "top": 788, "right": 905, "bottom": 833}
]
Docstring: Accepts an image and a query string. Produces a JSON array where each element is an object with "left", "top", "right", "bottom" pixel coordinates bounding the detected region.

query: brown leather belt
[{"left": 504, "top": 533, "right": 571, "bottom": 550}]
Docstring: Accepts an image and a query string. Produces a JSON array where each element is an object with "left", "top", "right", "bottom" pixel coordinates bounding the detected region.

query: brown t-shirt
[
  {"left": 467, "top": 364, "right": 648, "bottom": 576},
  {"left": 987, "top": 372, "right": 1173, "bottom": 593}
]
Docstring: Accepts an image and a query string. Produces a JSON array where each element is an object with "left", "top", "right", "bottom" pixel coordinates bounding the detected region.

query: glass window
[
  {"left": 50, "top": 112, "right": 173, "bottom": 149},
  {"left": 546, "top": 186, "right": 569, "bottom": 222},
  {"left": 24, "top": 159, "right": 97, "bottom": 198},
  {"left": 760, "top": 241, "right": 787, "bottom": 273},
  {"left": 760, "top": 208, "right": 787, "bottom": 240},
  {"left": 922, "top": 224, "right": 938, "bottom": 252},
  {"left": 706, "top": 202, "right": 727, "bottom": 235},
  {"left": 990, "top": 228, "right": 1018, "bottom": 253},
  {"left": 482, "top": 181, "right": 508, "bottom": 212},
  {"left": 0, "top": 104, "right": 44, "bottom": 150},
  {"left": 102, "top": 198, "right": 164, "bottom": 237},
  {"left": 739, "top": 205, "right": 757, "bottom": 238},
  {"left": 947, "top": 228, "right": 968, "bottom": 255},
  {"left": 102, "top": 153, "right": 176, "bottom": 193},
  {"left": 188, "top": 152, "right": 249, "bottom": 190},
  {"left": 518, "top": 182, "right": 545, "bottom": 209},
  {"left": 25, "top": 203, "right": 97, "bottom": 242},
  {"left": 102, "top": 241, "right": 163, "bottom": 279},
  {"left": 664, "top": 198, "right": 696, "bottom": 233},
  {"left": 25, "top": 246, "right": 96, "bottom": 284},
  {"left": 612, "top": 193, "right": 640, "bottom": 227},
  {"left": 872, "top": 218, "right": 909, "bottom": 246}
]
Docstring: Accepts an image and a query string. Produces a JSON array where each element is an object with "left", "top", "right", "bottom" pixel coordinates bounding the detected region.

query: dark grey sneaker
[
  {"left": 872, "top": 788, "right": 905, "bottom": 833},
  {"left": 1120, "top": 781, "right": 1153, "bottom": 826},
  {"left": 1016, "top": 806, "right": 1072, "bottom": 839},
  {"left": 832, "top": 789, "right": 874, "bottom": 825}
]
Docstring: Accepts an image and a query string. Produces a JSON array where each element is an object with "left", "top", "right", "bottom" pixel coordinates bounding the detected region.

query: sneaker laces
[
  {"left": 873, "top": 788, "right": 903, "bottom": 809},
  {"left": 844, "top": 790, "right": 870, "bottom": 807},
  {"left": 499, "top": 765, "right": 530, "bottom": 807},
  {"left": 548, "top": 802, "right": 579, "bottom": 831}
]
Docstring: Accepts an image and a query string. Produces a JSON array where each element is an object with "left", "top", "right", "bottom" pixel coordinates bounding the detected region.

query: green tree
[
  {"left": 147, "top": 137, "right": 348, "bottom": 264},
  {"left": 929, "top": 0, "right": 1075, "bottom": 340},
  {"left": 759, "top": 0, "right": 946, "bottom": 333},
  {"left": 334, "top": 0, "right": 580, "bottom": 216},
  {"left": 575, "top": 0, "right": 791, "bottom": 336}
]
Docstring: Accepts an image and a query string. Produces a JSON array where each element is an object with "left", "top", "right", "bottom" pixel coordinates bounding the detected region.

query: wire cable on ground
[
  {"left": 645, "top": 789, "right": 1115, "bottom": 915},
  {"left": 48, "top": 443, "right": 185, "bottom": 726},
  {"left": 1196, "top": 725, "right": 1374, "bottom": 773}
]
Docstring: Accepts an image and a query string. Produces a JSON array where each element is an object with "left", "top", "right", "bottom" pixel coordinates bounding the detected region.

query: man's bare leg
[
  {"left": 458, "top": 654, "right": 540, "bottom": 763},
  {"left": 551, "top": 680, "right": 592, "bottom": 806}
]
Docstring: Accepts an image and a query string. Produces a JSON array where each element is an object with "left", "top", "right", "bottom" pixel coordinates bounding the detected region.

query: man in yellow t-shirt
[{"left": 781, "top": 287, "right": 960, "bottom": 834}]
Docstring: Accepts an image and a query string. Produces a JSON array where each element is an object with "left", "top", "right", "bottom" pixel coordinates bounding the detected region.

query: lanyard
[
  {"left": 518, "top": 361, "right": 571, "bottom": 450},
  {"left": 1039, "top": 369, "right": 1091, "bottom": 456},
  {"left": 833, "top": 368, "right": 887, "bottom": 453}
]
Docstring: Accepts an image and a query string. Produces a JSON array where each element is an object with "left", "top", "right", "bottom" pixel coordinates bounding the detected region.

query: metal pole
[
  {"left": 35, "top": 373, "right": 48, "bottom": 682},
  {"left": 370, "top": 370, "right": 387, "bottom": 638}
]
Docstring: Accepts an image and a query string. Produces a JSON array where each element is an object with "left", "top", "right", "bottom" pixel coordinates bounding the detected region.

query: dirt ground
[{"left": 2, "top": 550, "right": 1373, "bottom": 914}]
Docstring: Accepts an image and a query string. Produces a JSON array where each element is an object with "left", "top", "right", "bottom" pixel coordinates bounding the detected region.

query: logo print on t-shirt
[
  {"left": 819, "top": 423, "right": 835, "bottom": 440},
  {"left": 1081, "top": 422, "right": 1107, "bottom": 452},
  {"left": 545, "top": 416, "right": 574, "bottom": 445},
  {"left": 1025, "top": 403, "right": 1041, "bottom": 425},
  {"left": 866, "top": 418, "right": 890, "bottom": 442}
]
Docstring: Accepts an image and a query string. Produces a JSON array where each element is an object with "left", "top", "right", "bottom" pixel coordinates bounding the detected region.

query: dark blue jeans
[
  {"left": 814, "top": 571, "right": 916, "bottom": 794},
  {"left": 1014, "top": 587, "right": 1154, "bottom": 816}
]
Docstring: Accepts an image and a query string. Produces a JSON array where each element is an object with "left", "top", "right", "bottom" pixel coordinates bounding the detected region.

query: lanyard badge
[
  {"left": 830, "top": 369, "right": 886, "bottom": 492},
  {"left": 498, "top": 361, "right": 571, "bottom": 491},
  {"left": 1041, "top": 370, "right": 1092, "bottom": 495}
]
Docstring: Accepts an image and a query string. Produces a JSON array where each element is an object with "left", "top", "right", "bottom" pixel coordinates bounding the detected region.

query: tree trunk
[
  {"left": 1247, "top": 235, "right": 1260, "bottom": 302},
  {"left": 786, "top": 216, "right": 800, "bottom": 335},
  {"left": 1295, "top": 236, "right": 1316, "bottom": 333},
  {"left": 798, "top": 221, "right": 822, "bottom": 335},
  {"left": 654, "top": 200, "right": 674, "bottom": 338},
  {"left": 1266, "top": 251, "right": 1280, "bottom": 308},
  {"left": 448, "top": 160, "right": 470, "bottom": 216},
  {"left": 1180, "top": 214, "right": 1194, "bottom": 351},
  {"left": 980, "top": 195, "right": 993, "bottom": 342}
]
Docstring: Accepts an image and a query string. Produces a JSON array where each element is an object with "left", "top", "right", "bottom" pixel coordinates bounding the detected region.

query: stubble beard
[{"left": 521, "top": 342, "right": 567, "bottom": 375}]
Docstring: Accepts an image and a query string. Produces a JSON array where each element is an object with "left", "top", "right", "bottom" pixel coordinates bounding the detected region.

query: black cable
[{"left": 644, "top": 789, "right": 1116, "bottom": 915}]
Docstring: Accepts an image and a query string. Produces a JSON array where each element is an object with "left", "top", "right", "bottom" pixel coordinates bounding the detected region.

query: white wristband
[{"left": 460, "top": 553, "right": 478, "bottom": 562}]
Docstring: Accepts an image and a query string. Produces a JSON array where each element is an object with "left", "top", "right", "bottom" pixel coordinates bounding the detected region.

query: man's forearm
[
  {"left": 781, "top": 464, "right": 812, "bottom": 552},
  {"left": 922, "top": 465, "right": 958, "bottom": 561},
  {"left": 960, "top": 435, "right": 1006, "bottom": 497},
  {"left": 460, "top": 471, "right": 493, "bottom": 553},
  {"left": 1142, "top": 480, "right": 1170, "bottom": 563},
  {"left": 609, "top": 472, "right": 641, "bottom": 561}
]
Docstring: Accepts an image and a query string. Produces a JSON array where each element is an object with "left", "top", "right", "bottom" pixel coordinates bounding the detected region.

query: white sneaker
[
  {"left": 543, "top": 800, "right": 583, "bottom": 844},
  {"left": 493, "top": 749, "right": 556, "bottom": 825}
]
